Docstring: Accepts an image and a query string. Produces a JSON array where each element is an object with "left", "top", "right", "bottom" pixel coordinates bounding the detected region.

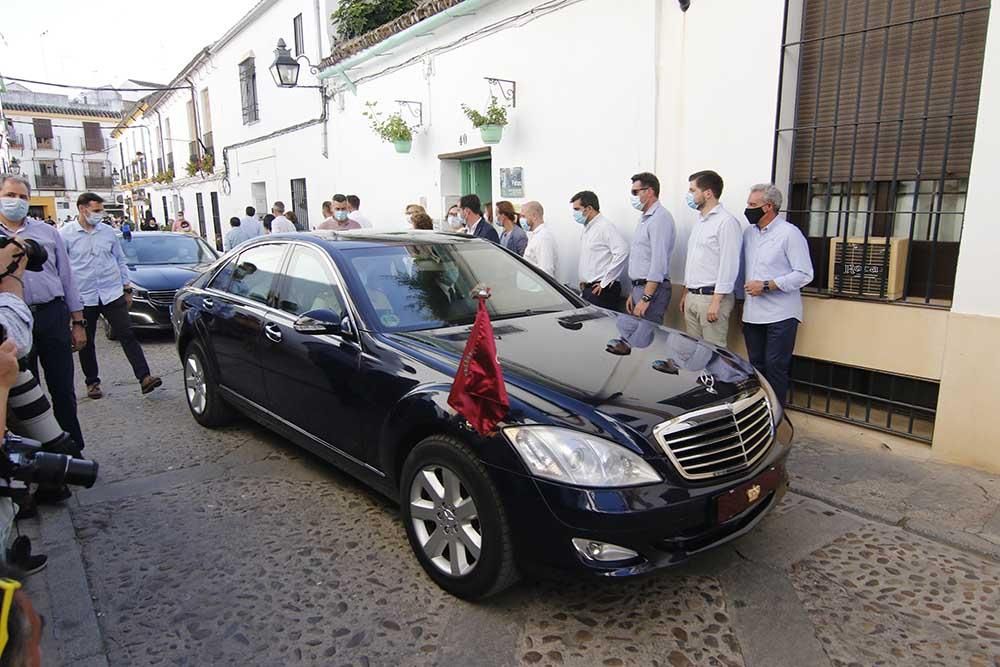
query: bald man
[{"left": 521, "top": 201, "right": 557, "bottom": 276}]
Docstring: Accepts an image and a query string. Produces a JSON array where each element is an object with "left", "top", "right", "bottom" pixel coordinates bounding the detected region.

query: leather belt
[
  {"left": 28, "top": 297, "right": 64, "bottom": 313},
  {"left": 632, "top": 279, "right": 647, "bottom": 287},
  {"left": 687, "top": 286, "right": 716, "bottom": 295}
]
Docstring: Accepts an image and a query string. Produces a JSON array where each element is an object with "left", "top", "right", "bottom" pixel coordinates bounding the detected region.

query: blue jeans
[{"left": 742, "top": 318, "right": 799, "bottom": 406}]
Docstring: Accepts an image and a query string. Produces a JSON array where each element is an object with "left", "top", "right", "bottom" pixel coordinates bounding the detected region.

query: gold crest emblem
[{"left": 746, "top": 484, "right": 762, "bottom": 502}]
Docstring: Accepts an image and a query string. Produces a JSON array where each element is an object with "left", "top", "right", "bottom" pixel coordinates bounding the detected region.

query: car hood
[
  {"left": 127, "top": 263, "right": 210, "bottom": 291},
  {"left": 385, "top": 307, "right": 759, "bottom": 437}
]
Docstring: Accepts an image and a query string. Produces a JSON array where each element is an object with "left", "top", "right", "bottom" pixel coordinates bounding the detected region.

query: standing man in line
[
  {"left": 741, "top": 184, "right": 813, "bottom": 406},
  {"left": 459, "top": 194, "right": 500, "bottom": 243},
  {"left": 269, "top": 201, "right": 296, "bottom": 233},
  {"left": 626, "top": 172, "right": 676, "bottom": 323},
  {"left": 318, "top": 195, "right": 360, "bottom": 231},
  {"left": 572, "top": 190, "right": 629, "bottom": 310},
  {"left": 62, "top": 193, "right": 162, "bottom": 398},
  {"left": 521, "top": 201, "right": 557, "bottom": 277},
  {"left": 223, "top": 216, "right": 256, "bottom": 251},
  {"left": 680, "top": 170, "right": 743, "bottom": 347},
  {"left": 0, "top": 174, "right": 87, "bottom": 449},
  {"left": 346, "top": 195, "right": 372, "bottom": 228},
  {"left": 240, "top": 206, "right": 264, "bottom": 237}
]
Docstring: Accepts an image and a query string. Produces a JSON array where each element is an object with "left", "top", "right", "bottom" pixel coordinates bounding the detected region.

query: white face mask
[
  {"left": 87, "top": 211, "right": 105, "bottom": 225},
  {"left": 448, "top": 215, "right": 463, "bottom": 229}
]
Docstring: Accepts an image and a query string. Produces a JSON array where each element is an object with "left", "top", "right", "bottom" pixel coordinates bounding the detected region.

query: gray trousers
[{"left": 629, "top": 281, "right": 671, "bottom": 324}]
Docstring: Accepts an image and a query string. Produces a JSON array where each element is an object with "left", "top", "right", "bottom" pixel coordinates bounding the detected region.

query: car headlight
[
  {"left": 755, "top": 371, "right": 784, "bottom": 425},
  {"left": 132, "top": 286, "right": 149, "bottom": 300},
  {"left": 503, "top": 426, "right": 662, "bottom": 488}
]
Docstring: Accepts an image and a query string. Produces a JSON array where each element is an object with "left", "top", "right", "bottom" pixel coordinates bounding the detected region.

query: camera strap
[{"left": 0, "top": 238, "right": 26, "bottom": 281}]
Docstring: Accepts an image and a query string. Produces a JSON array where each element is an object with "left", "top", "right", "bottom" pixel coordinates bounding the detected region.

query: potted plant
[
  {"left": 461, "top": 96, "right": 508, "bottom": 144},
  {"left": 363, "top": 102, "right": 414, "bottom": 153}
]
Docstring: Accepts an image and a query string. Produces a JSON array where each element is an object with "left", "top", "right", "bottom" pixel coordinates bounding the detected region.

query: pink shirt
[{"left": 318, "top": 217, "right": 361, "bottom": 231}]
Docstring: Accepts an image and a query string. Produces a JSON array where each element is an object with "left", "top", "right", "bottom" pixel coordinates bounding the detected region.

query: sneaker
[
  {"left": 140, "top": 375, "right": 162, "bottom": 394},
  {"left": 13, "top": 553, "right": 48, "bottom": 576},
  {"left": 87, "top": 383, "right": 103, "bottom": 399}
]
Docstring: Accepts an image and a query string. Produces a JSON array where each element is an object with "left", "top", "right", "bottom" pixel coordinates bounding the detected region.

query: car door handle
[
  {"left": 203, "top": 297, "right": 214, "bottom": 310},
  {"left": 264, "top": 322, "right": 282, "bottom": 343}
]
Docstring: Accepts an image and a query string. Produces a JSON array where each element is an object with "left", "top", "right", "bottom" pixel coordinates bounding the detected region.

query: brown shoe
[
  {"left": 140, "top": 375, "right": 163, "bottom": 394},
  {"left": 87, "top": 383, "right": 103, "bottom": 399}
]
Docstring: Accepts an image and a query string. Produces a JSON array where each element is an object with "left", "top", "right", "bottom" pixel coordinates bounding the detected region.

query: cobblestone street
[{"left": 25, "top": 336, "right": 1000, "bottom": 667}]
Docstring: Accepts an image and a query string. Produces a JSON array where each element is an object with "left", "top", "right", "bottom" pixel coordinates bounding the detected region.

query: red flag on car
[{"left": 448, "top": 293, "right": 509, "bottom": 435}]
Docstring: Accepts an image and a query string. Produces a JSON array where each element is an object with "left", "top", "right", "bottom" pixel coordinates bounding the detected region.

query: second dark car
[{"left": 173, "top": 231, "right": 793, "bottom": 599}]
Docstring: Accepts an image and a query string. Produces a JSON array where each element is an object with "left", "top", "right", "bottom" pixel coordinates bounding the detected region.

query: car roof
[{"left": 265, "top": 230, "right": 482, "bottom": 252}]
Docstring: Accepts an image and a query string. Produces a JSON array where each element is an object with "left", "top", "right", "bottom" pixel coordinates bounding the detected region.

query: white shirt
[
  {"left": 271, "top": 215, "right": 296, "bottom": 233},
  {"left": 578, "top": 214, "right": 629, "bottom": 287},
  {"left": 742, "top": 216, "right": 814, "bottom": 324},
  {"left": 684, "top": 204, "right": 743, "bottom": 293},
  {"left": 349, "top": 210, "right": 372, "bottom": 228},
  {"left": 523, "top": 223, "right": 557, "bottom": 276}
]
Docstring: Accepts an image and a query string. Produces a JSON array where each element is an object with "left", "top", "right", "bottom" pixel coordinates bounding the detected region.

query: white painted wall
[{"left": 950, "top": 10, "right": 1000, "bottom": 318}]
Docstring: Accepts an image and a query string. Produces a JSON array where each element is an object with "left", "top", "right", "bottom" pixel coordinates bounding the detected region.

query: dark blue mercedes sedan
[{"left": 172, "top": 231, "right": 793, "bottom": 599}]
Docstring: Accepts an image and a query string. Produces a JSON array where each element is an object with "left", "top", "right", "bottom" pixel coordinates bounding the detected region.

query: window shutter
[{"left": 33, "top": 118, "right": 53, "bottom": 139}]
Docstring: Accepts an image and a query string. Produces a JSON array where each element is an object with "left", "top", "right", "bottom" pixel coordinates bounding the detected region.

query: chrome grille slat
[
  {"left": 653, "top": 389, "right": 776, "bottom": 480},
  {"left": 147, "top": 290, "right": 177, "bottom": 308}
]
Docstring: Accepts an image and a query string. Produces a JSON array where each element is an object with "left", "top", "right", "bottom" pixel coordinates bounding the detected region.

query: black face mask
[{"left": 745, "top": 206, "right": 767, "bottom": 226}]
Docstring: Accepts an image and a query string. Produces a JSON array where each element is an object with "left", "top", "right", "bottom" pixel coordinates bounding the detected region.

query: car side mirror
[{"left": 293, "top": 309, "right": 344, "bottom": 335}]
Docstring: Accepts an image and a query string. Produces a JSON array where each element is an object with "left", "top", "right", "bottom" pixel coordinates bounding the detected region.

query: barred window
[
  {"left": 239, "top": 57, "right": 259, "bottom": 125},
  {"left": 773, "top": 0, "right": 990, "bottom": 305}
]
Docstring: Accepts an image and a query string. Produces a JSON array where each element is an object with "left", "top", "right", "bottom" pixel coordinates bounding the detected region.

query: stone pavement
[{"left": 18, "top": 335, "right": 1000, "bottom": 666}]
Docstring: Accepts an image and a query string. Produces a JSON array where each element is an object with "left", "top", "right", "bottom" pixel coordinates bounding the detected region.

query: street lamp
[
  {"left": 269, "top": 38, "right": 322, "bottom": 89},
  {"left": 8, "top": 159, "right": 20, "bottom": 176}
]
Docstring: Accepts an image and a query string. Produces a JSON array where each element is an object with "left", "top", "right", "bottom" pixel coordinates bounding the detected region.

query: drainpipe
[
  {"left": 315, "top": 0, "right": 329, "bottom": 158},
  {"left": 318, "top": 0, "right": 494, "bottom": 91},
  {"left": 156, "top": 111, "right": 167, "bottom": 172}
]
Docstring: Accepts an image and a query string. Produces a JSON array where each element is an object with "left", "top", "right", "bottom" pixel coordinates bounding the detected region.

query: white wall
[{"left": 950, "top": 11, "right": 1000, "bottom": 318}]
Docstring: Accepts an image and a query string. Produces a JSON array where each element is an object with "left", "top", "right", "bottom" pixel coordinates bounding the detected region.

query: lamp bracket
[{"left": 484, "top": 77, "right": 516, "bottom": 108}]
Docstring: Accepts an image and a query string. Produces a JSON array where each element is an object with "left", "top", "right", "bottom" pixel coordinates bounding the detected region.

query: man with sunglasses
[{"left": 626, "top": 172, "right": 676, "bottom": 323}]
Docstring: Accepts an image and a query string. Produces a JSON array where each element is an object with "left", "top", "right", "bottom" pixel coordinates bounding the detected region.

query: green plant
[
  {"left": 184, "top": 155, "right": 214, "bottom": 178},
  {"left": 363, "top": 102, "right": 413, "bottom": 142},
  {"left": 185, "top": 159, "right": 198, "bottom": 177},
  {"left": 461, "top": 97, "right": 508, "bottom": 128},
  {"left": 331, "top": 0, "right": 416, "bottom": 41}
]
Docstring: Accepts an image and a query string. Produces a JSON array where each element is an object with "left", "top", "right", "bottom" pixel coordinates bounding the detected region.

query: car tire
[
  {"left": 400, "top": 435, "right": 519, "bottom": 600},
  {"left": 102, "top": 317, "right": 117, "bottom": 341},
  {"left": 183, "top": 341, "right": 233, "bottom": 428}
]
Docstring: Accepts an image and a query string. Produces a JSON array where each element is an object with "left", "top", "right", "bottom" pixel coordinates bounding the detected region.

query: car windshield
[
  {"left": 119, "top": 235, "right": 217, "bottom": 265},
  {"left": 343, "top": 242, "right": 576, "bottom": 331}
]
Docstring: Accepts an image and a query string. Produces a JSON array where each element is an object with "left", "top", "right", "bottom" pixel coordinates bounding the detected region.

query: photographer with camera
[{"left": 0, "top": 175, "right": 87, "bottom": 452}]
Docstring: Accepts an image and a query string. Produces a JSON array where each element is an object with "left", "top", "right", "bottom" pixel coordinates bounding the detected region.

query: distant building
[{"left": 1, "top": 82, "right": 121, "bottom": 219}]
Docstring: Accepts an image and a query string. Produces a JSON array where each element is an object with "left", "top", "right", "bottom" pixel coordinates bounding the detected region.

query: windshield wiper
[{"left": 491, "top": 308, "right": 564, "bottom": 321}]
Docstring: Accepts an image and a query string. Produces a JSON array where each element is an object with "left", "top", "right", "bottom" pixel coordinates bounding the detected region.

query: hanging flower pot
[
  {"left": 363, "top": 101, "right": 415, "bottom": 155},
  {"left": 462, "top": 97, "right": 509, "bottom": 146},
  {"left": 393, "top": 139, "right": 412, "bottom": 153},
  {"left": 479, "top": 124, "right": 503, "bottom": 145}
]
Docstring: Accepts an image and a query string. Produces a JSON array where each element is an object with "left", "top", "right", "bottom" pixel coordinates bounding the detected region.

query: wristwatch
[
  {"left": 72, "top": 319, "right": 87, "bottom": 328},
  {"left": 123, "top": 286, "right": 133, "bottom": 294},
  {"left": 763, "top": 280, "right": 771, "bottom": 292},
  {"left": 641, "top": 294, "right": 654, "bottom": 303}
]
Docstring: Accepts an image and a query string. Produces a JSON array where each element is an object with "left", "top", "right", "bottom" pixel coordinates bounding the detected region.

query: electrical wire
[{"left": 1, "top": 75, "right": 185, "bottom": 93}]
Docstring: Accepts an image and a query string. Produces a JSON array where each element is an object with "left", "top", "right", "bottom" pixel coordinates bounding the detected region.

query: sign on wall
[{"left": 499, "top": 167, "right": 524, "bottom": 198}]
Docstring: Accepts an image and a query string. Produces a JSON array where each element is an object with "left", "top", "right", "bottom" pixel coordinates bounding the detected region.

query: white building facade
[{"left": 114, "top": 0, "right": 1000, "bottom": 472}]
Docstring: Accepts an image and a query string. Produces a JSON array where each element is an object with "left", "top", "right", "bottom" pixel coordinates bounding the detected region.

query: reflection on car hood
[
  {"left": 127, "top": 263, "right": 212, "bottom": 291},
  {"left": 386, "top": 307, "right": 759, "bottom": 438}
]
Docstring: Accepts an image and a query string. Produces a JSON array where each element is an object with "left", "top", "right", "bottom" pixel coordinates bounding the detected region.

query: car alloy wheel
[
  {"left": 409, "top": 465, "right": 482, "bottom": 577},
  {"left": 184, "top": 354, "right": 207, "bottom": 415}
]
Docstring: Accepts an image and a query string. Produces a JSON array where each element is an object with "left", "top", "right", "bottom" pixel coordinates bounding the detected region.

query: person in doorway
[
  {"left": 572, "top": 190, "right": 628, "bottom": 310},
  {"left": 224, "top": 216, "right": 256, "bottom": 251},
  {"left": 0, "top": 174, "right": 87, "bottom": 450},
  {"left": 521, "top": 201, "right": 557, "bottom": 276},
  {"left": 171, "top": 210, "right": 187, "bottom": 232},
  {"left": 270, "top": 201, "right": 295, "bottom": 233},
  {"left": 240, "top": 206, "right": 264, "bottom": 237},
  {"left": 680, "top": 170, "right": 743, "bottom": 347},
  {"left": 62, "top": 192, "right": 162, "bottom": 398},
  {"left": 626, "top": 171, "right": 676, "bottom": 323},
  {"left": 445, "top": 205, "right": 466, "bottom": 234},
  {"left": 319, "top": 194, "right": 361, "bottom": 231},
  {"left": 741, "top": 183, "right": 813, "bottom": 405},
  {"left": 458, "top": 194, "right": 499, "bottom": 243},
  {"left": 410, "top": 212, "right": 434, "bottom": 230},
  {"left": 346, "top": 195, "right": 372, "bottom": 228},
  {"left": 496, "top": 201, "right": 527, "bottom": 256}
]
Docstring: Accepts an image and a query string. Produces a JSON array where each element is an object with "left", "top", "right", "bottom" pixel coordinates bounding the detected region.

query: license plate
[{"left": 715, "top": 465, "right": 782, "bottom": 524}]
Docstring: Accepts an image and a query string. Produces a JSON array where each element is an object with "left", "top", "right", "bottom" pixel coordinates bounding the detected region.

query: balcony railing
[
  {"left": 36, "top": 174, "right": 66, "bottom": 189},
  {"left": 31, "top": 136, "right": 61, "bottom": 151},
  {"left": 85, "top": 175, "right": 113, "bottom": 189},
  {"left": 6, "top": 134, "right": 25, "bottom": 150}
]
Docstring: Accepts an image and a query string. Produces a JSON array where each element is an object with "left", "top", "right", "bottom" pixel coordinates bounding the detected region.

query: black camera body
[
  {"left": 0, "top": 236, "right": 48, "bottom": 272},
  {"left": 0, "top": 433, "right": 98, "bottom": 489}
]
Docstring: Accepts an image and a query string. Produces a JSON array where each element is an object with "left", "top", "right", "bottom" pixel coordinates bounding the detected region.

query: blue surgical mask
[
  {"left": 0, "top": 197, "right": 29, "bottom": 223},
  {"left": 573, "top": 210, "right": 587, "bottom": 225},
  {"left": 685, "top": 192, "right": 699, "bottom": 210},
  {"left": 519, "top": 217, "right": 529, "bottom": 231},
  {"left": 334, "top": 210, "right": 349, "bottom": 222},
  {"left": 630, "top": 194, "right": 643, "bottom": 211},
  {"left": 88, "top": 212, "right": 105, "bottom": 226}
]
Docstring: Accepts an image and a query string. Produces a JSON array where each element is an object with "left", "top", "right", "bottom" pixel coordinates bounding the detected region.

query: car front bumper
[
  {"left": 491, "top": 421, "right": 793, "bottom": 577},
  {"left": 127, "top": 299, "right": 173, "bottom": 330}
]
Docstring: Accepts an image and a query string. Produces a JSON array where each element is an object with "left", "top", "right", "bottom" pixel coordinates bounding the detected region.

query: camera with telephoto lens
[
  {"left": 0, "top": 433, "right": 98, "bottom": 488},
  {"left": 0, "top": 236, "right": 47, "bottom": 272}
]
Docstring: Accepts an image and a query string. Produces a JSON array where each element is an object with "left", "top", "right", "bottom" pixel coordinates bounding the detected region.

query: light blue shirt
[
  {"left": 628, "top": 200, "right": 676, "bottom": 284},
  {"left": 684, "top": 204, "right": 743, "bottom": 294},
  {"left": 224, "top": 224, "right": 258, "bottom": 251},
  {"left": 60, "top": 222, "right": 130, "bottom": 307},
  {"left": 742, "top": 216, "right": 814, "bottom": 324},
  {"left": 240, "top": 215, "right": 264, "bottom": 237}
]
